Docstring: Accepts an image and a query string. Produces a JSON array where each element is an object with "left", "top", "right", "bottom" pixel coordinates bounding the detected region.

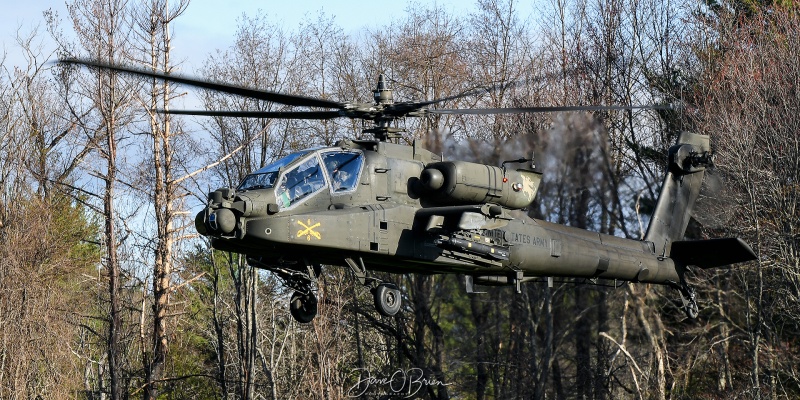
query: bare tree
[
  {"left": 128, "top": 0, "right": 190, "bottom": 398},
  {"left": 198, "top": 12, "right": 297, "bottom": 186},
  {"left": 695, "top": 6, "right": 800, "bottom": 397},
  {"left": 65, "top": 0, "right": 137, "bottom": 397},
  {"left": 292, "top": 12, "right": 353, "bottom": 145},
  {"left": 367, "top": 3, "right": 469, "bottom": 151},
  {"left": 0, "top": 24, "right": 100, "bottom": 399}
]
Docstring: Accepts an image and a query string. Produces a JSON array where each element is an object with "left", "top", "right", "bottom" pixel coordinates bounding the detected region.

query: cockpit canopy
[
  {"left": 237, "top": 148, "right": 365, "bottom": 209},
  {"left": 237, "top": 150, "right": 310, "bottom": 191}
]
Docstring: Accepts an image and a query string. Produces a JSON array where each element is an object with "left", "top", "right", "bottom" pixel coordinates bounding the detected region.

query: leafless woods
[{"left": 0, "top": 0, "right": 798, "bottom": 399}]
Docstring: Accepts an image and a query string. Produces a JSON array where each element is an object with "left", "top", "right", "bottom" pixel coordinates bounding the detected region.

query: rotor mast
[{"left": 364, "top": 74, "right": 405, "bottom": 142}]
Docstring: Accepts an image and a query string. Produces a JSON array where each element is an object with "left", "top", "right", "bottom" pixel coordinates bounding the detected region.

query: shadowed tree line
[{"left": 0, "top": 0, "right": 798, "bottom": 398}]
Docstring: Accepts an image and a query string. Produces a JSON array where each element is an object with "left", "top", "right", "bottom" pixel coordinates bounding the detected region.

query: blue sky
[{"left": 2, "top": 0, "right": 476, "bottom": 72}]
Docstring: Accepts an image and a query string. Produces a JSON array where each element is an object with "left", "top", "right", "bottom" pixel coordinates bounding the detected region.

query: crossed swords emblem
[{"left": 296, "top": 219, "right": 321, "bottom": 241}]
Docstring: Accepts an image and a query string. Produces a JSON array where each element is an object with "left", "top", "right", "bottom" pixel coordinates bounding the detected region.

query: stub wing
[
  {"left": 670, "top": 238, "right": 757, "bottom": 269},
  {"left": 413, "top": 204, "right": 512, "bottom": 231}
]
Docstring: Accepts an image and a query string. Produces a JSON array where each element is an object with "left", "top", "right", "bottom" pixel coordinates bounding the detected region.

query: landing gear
[
  {"left": 290, "top": 291, "right": 318, "bottom": 323},
  {"left": 671, "top": 265, "right": 700, "bottom": 319},
  {"left": 345, "top": 257, "right": 403, "bottom": 317},
  {"left": 678, "top": 284, "right": 699, "bottom": 319},
  {"left": 248, "top": 257, "right": 323, "bottom": 324},
  {"left": 257, "top": 256, "right": 404, "bottom": 322},
  {"left": 372, "top": 283, "right": 402, "bottom": 317}
]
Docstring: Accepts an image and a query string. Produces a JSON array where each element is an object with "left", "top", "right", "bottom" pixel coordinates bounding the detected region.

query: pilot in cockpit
[
  {"left": 324, "top": 152, "right": 361, "bottom": 193},
  {"left": 331, "top": 164, "right": 351, "bottom": 192}
]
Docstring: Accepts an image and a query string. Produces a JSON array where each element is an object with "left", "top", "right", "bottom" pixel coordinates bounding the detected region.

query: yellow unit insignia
[{"left": 297, "top": 219, "right": 321, "bottom": 241}]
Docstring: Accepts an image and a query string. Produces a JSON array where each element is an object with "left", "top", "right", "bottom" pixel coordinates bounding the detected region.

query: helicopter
[{"left": 63, "top": 58, "right": 757, "bottom": 323}]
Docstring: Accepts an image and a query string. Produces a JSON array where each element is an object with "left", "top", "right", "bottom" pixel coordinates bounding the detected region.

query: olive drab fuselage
[
  {"left": 196, "top": 132, "right": 757, "bottom": 322},
  {"left": 199, "top": 136, "right": 702, "bottom": 290}
]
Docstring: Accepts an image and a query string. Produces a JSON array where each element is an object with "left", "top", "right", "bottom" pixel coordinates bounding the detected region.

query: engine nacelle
[{"left": 417, "top": 161, "right": 542, "bottom": 209}]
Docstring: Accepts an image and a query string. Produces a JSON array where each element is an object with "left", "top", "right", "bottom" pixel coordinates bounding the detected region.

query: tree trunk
[
  {"left": 631, "top": 286, "right": 666, "bottom": 400},
  {"left": 575, "top": 288, "right": 592, "bottom": 400},
  {"left": 105, "top": 115, "right": 122, "bottom": 400},
  {"left": 534, "top": 284, "right": 554, "bottom": 400},
  {"left": 138, "top": 1, "right": 188, "bottom": 396},
  {"left": 469, "top": 294, "right": 488, "bottom": 400}
]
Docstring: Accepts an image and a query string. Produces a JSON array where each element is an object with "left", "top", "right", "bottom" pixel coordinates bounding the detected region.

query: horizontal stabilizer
[{"left": 670, "top": 238, "right": 757, "bottom": 269}]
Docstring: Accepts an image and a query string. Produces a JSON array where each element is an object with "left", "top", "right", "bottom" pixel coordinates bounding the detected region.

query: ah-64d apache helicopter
[{"left": 64, "top": 59, "right": 757, "bottom": 323}]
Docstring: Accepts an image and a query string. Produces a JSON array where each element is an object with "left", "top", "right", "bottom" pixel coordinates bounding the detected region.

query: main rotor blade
[
  {"left": 158, "top": 109, "right": 343, "bottom": 119},
  {"left": 380, "top": 82, "right": 519, "bottom": 117},
  {"left": 61, "top": 58, "right": 344, "bottom": 109},
  {"left": 429, "top": 104, "right": 673, "bottom": 115},
  {"left": 414, "top": 82, "right": 517, "bottom": 109}
]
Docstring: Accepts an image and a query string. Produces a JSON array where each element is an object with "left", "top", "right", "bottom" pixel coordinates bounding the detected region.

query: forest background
[{"left": 1, "top": 0, "right": 798, "bottom": 399}]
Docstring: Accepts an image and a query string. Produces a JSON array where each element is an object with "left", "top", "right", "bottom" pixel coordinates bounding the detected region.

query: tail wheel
[
  {"left": 678, "top": 283, "right": 699, "bottom": 319},
  {"left": 684, "top": 300, "right": 699, "bottom": 319},
  {"left": 373, "top": 283, "right": 402, "bottom": 317},
  {"left": 290, "top": 291, "right": 318, "bottom": 323}
]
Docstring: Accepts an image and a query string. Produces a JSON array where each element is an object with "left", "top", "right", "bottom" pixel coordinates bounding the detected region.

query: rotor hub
[{"left": 373, "top": 74, "right": 393, "bottom": 105}]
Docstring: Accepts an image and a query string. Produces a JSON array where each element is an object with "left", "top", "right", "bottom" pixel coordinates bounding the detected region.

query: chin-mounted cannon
[{"left": 414, "top": 161, "right": 542, "bottom": 209}]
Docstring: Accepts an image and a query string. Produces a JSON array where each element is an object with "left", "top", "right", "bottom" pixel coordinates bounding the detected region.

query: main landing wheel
[
  {"left": 290, "top": 291, "right": 318, "bottom": 323},
  {"left": 373, "top": 283, "right": 402, "bottom": 317}
]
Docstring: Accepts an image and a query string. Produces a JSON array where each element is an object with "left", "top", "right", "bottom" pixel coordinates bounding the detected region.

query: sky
[{"left": 1, "top": 0, "right": 478, "bottom": 73}]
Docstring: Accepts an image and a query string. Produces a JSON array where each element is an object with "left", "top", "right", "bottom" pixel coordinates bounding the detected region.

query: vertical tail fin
[{"left": 644, "top": 132, "right": 712, "bottom": 256}]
